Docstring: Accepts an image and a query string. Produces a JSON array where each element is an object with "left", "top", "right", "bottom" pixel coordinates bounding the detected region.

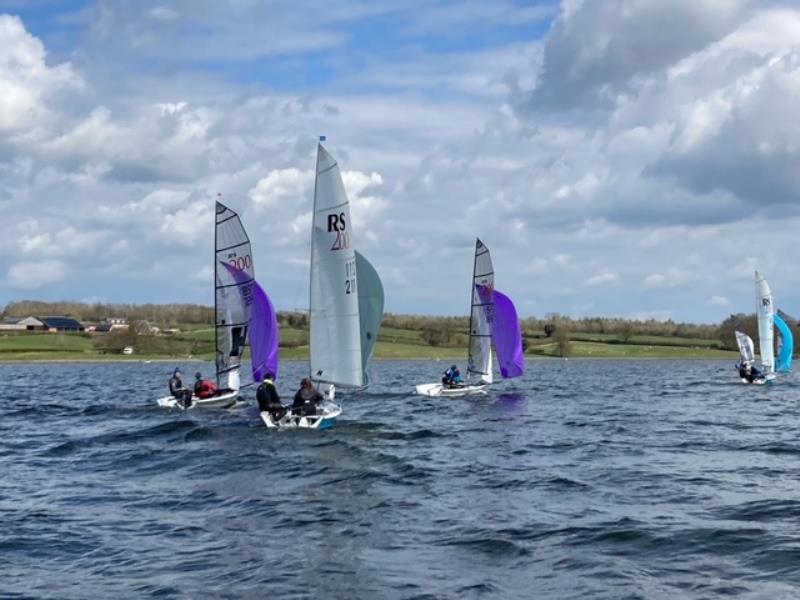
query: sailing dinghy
[
  {"left": 415, "top": 238, "right": 524, "bottom": 397},
  {"left": 272, "top": 139, "right": 382, "bottom": 427},
  {"left": 242, "top": 273, "right": 341, "bottom": 429},
  {"left": 157, "top": 200, "right": 255, "bottom": 409},
  {"left": 734, "top": 330, "right": 766, "bottom": 385},
  {"left": 753, "top": 271, "right": 778, "bottom": 383}
]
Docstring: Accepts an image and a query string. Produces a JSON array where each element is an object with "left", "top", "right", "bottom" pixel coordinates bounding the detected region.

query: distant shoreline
[{"left": 0, "top": 354, "right": 739, "bottom": 364}]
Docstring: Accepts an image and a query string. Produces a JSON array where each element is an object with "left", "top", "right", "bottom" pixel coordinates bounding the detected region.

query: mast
[
  {"left": 466, "top": 238, "right": 479, "bottom": 378},
  {"left": 214, "top": 194, "right": 220, "bottom": 386},
  {"left": 309, "top": 137, "right": 322, "bottom": 378}
]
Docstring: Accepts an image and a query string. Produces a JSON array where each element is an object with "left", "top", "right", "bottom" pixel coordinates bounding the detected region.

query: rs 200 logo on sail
[{"left": 328, "top": 211, "right": 350, "bottom": 251}]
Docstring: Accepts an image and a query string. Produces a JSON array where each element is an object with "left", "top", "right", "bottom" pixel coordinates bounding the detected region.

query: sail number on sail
[
  {"left": 344, "top": 258, "right": 356, "bottom": 295},
  {"left": 227, "top": 254, "right": 253, "bottom": 271}
]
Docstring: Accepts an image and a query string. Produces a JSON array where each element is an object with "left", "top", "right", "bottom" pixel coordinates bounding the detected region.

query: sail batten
[{"left": 214, "top": 201, "right": 255, "bottom": 387}]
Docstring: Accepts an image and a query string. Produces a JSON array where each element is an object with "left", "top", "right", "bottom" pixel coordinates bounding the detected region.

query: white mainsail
[
  {"left": 755, "top": 270, "right": 775, "bottom": 374},
  {"left": 735, "top": 331, "right": 755, "bottom": 365},
  {"left": 309, "top": 143, "right": 363, "bottom": 388},
  {"left": 467, "top": 238, "right": 494, "bottom": 384},
  {"left": 214, "top": 200, "right": 255, "bottom": 389}
]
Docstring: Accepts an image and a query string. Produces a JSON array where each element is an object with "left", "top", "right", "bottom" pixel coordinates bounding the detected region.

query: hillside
[{"left": 0, "top": 324, "right": 737, "bottom": 362}]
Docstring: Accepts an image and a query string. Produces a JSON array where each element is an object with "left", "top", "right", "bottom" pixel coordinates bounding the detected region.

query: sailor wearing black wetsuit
[
  {"left": 293, "top": 378, "right": 323, "bottom": 416},
  {"left": 257, "top": 373, "right": 285, "bottom": 421},
  {"left": 169, "top": 368, "right": 193, "bottom": 407}
]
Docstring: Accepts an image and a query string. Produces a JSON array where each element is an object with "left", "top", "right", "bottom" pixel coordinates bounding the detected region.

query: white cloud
[
  {"left": 709, "top": 295, "right": 731, "bottom": 306},
  {"left": 249, "top": 168, "right": 312, "bottom": 212},
  {"left": 0, "top": 14, "right": 81, "bottom": 133},
  {"left": 584, "top": 272, "right": 619, "bottom": 287},
  {"left": 149, "top": 6, "right": 179, "bottom": 21},
  {"left": 3, "top": 4, "right": 800, "bottom": 323},
  {"left": 7, "top": 260, "right": 66, "bottom": 290}
]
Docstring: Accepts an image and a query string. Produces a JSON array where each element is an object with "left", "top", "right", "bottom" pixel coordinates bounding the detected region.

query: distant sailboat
[
  {"left": 755, "top": 271, "right": 775, "bottom": 381},
  {"left": 157, "top": 200, "right": 254, "bottom": 409},
  {"left": 415, "top": 238, "right": 523, "bottom": 397},
  {"left": 735, "top": 330, "right": 756, "bottom": 367}
]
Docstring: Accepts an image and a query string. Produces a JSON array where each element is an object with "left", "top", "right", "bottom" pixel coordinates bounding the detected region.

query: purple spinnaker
[
  {"left": 222, "top": 263, "right": 279, "bottom": 382},
  {"left": 249, "top": 279, "right": 280, "bottom": 382},
  {"left": 493, "top": 289, "right": 524, "bottom": 379}
]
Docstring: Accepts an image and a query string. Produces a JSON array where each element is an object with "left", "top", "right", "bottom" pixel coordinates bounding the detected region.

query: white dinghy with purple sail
[
  {"left": 157, "top": 200, "right": 255, "bottom": 409},
  {"left": 415, "top": 238, "right": 524, "bottom": 397}
]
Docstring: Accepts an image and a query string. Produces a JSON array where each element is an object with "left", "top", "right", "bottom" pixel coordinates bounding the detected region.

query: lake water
[{"left": 2, "top": 359, "right": 800, "bottom": 599}]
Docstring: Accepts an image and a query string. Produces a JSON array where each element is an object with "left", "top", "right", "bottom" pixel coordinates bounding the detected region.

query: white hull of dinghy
[
  {"left": 156, "top": 389, "right": 240, "bottom": 410},
  {"left": 414, "top": 382, "right": 489, "bottom": 397},
  {"left": 260, "top": 402, "right": 342, "bottom": 429},
  {"left": 740, "top": 373, "right": 775, "bottom": 385}
]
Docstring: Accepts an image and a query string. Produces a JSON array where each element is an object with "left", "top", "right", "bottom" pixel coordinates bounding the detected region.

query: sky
[{"left": 2, "top": 0, "right": 800, "bottom": 323}]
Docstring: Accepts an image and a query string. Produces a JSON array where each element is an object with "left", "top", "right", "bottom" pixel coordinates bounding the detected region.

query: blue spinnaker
[{"left": 775, "top": 311, "right": 793, "bottom": 373}]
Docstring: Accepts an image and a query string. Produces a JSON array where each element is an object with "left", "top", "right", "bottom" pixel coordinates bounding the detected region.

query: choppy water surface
[{"left": 2, "top": 359, "right": 800, "bottom": 599}]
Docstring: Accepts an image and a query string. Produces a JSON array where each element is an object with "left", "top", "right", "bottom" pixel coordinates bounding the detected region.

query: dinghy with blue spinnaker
[
  {"left": 157, "top": 200, "right": 255, "bottom": 409},
  {"left": 415, "top": 238, "right": 524, "bottom": 397},
  {"left": 775, "top": 309, "right": 794, "bottom": 373}
]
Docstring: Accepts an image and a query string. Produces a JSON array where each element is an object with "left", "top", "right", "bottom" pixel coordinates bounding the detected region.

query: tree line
[
  {"left": 3, "top": 300, "right": 791, "bottom": 353},
  {"left": 3, "top": 301, "right": 213, "bottom": 325}
]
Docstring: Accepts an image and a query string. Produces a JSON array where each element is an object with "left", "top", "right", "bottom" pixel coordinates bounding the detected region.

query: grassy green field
[
  {"left": 528, "top": 340, "right": 737, "bottom": 359},
  {"left": 0, "top": 327, "right": 738, "bottom": 362}
]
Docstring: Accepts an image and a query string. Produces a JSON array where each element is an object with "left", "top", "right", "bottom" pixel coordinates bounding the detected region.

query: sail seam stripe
[
  {"left": 216, "top": 214, "right": 238, "bottom": 226},
  {"left": 474, "top": 271, "right": 494, "bottom": 278},
  {"left": 217, "top": 241, "right": 249, "bottom": 253},
  {"left": 315, "top": 200, "right": 349, "bottom": 212},
  {"left": 215, "top": 320, "right": 249, "bottom": 328},
  {"left": 216, "top": 278, "right": 254, "bottom": 290},
  {"left": 318, "top": 162, "right": 339, "bottom": 176}
]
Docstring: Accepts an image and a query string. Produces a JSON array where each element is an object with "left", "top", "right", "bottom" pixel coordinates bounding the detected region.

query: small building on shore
[
  {"left": 0, "top": 317, "right": 46, "bottom": 331},
  {"left": 38, "top": 316, "right": 86, "bottom": 332}
]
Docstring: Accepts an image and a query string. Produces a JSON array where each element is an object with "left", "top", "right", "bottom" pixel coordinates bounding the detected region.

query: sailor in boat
[
  {"left": 292, "top": 378, "right": 323, "bottom": 416},
  {"left": 257, "top": 372, "right": 286, "bottom": 422},
  {"left": 738, "top": 362, "right": 765, "bottom": 383},
  {"left": 169, "top": 368, "right": 193, "bottom": 408},
  {"left": 194, "top": 372, "right": 219, "bottom": 399},
  {"left": 441, "top": 365, "right": 464, "bottom": 388}
]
